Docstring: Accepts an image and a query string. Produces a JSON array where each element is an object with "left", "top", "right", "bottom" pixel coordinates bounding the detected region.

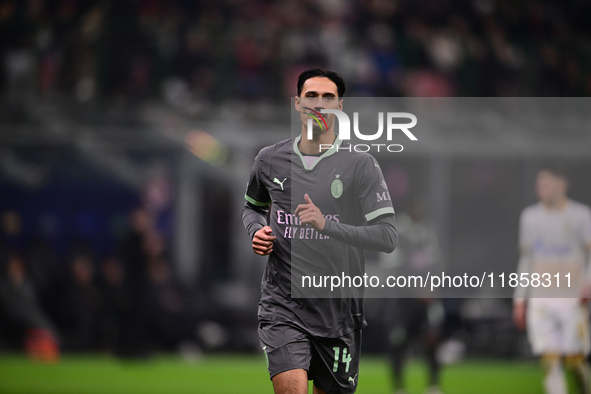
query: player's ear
[
  {"left": 337, "top": 98, "right": 343, "bottom": 111},
  {"left": 295, "top": 96, "right": 301, "bottom": 111}
]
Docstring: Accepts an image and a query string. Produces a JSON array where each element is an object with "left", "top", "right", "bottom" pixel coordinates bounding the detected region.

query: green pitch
[{"left": 0, "top": 354, "right": 545, "bottom": 394}]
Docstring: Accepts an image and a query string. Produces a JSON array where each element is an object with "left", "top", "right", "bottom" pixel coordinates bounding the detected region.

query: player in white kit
[{"left": 513, "top": 164, "right": 591, "bottom": 394}]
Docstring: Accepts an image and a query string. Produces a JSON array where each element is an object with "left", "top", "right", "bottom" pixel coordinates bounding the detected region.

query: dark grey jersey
[{"left": 244, "top": 135, "right": 396, "bottom": 337}]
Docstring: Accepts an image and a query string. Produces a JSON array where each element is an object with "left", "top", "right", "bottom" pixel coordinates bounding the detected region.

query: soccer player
[
  {"left": 242, "top": 68, "right": 397, "bottom": 394},
  {"left": 513, "top": 164, "right": 591, "bottom": 394}
]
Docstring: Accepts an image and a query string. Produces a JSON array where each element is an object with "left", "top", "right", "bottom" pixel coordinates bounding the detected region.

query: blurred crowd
[
  {"left": 0, "top": 208, "right": 198, "bottom": 359},
  {"left": 1, "top": 0, "right": 591, "bottom": 110}
]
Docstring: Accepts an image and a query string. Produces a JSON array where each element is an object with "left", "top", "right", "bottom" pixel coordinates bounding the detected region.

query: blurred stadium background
[{"left": 1, "top": 0, "right": 591, "bottom": 393}]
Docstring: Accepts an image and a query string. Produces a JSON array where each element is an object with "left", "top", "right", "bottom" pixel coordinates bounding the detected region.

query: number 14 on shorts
[{"left": 332, "top": 347, "right": 352, "bottom": 373}]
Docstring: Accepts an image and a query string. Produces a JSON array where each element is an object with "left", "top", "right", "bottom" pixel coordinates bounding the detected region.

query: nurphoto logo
[{"left": 305, "top": 109, "right": 418, "bottom": 153}]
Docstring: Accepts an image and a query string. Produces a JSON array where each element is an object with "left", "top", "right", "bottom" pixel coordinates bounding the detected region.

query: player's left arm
[
  {"left": 320, "top": 211, "right": 397, "bottom": 253},
  {"left": 581, "top": 207, "right": 591, "bottom": 300},
  {"left": 294, "top": 193, "right": 397, "bottom": 253},
  {"left": 295, "top": 155, "right": 398, "bottom": 253}
]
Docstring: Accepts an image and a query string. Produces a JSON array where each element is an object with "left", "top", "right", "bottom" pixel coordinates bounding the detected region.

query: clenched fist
[{"left": 252, "top": 226, "right": 276, "bottom": 256}]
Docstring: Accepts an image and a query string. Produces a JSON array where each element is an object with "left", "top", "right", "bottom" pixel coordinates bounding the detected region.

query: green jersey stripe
[
  {"left": 244, "top": 194, "right": 271, "bottom": 207},
  {"left": 365, "top": 207, "right": 395, "bottom": 222}
]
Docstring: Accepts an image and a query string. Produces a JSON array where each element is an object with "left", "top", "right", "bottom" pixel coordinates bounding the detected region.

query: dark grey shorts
[{"left": 258, "top": 322, "right": 361, "bottom": 394}]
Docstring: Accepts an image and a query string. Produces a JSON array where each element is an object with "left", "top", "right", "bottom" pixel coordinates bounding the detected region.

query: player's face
[
  {"left": 295, "top": 77, "right": 343, "bottom": 136},
  {"left": 536, "top": 170, "right": 567, "bottom": 205}
]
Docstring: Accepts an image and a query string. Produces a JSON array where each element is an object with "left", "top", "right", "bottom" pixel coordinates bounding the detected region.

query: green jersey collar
[{"left": 293, "top": 134, "right": 343, "bottom": 170}]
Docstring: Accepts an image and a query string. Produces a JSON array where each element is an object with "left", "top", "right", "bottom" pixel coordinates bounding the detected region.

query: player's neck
[
  {"left": 298, "top": 129, "right": 336, "bottom": 155},
  {"left": 543, "top": 196, "right": 568, "bottom": 210}
]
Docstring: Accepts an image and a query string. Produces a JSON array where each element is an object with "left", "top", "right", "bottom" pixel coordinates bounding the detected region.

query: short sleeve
[
  {"left": 356, "top": 155, "right": 395, "bottom": 222},
  {"left": 244, "top": 151, "right": 271, "bottom": 207}
]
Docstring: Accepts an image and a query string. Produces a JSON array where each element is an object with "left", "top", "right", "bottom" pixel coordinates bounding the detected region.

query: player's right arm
[
  {"left": 242, "top": 202, "right": 276, "bottom": 255},
  {"left": 581, "top": 206, "right": 591, "bottom": 301},
  {"left": 241, "top": 149, "right": 275, "bottom": 256},
  {"left": 513, "top": 209, "right": 531, "bottom": 330},
  {"left": 512, "top": 253, "right": 530, "bottom": 331}
]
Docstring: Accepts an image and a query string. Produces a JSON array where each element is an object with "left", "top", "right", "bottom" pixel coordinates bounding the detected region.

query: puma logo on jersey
[
  {"left": 349, "top": 374, "right": 358, "bottom": 384},
  {"left": 273, "top": 178, "right": 287, "bottom": 190}
]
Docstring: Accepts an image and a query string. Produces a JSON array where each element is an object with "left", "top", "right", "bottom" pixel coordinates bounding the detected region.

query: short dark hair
[
  {"left": 297, "top": 68, "right": 346, "bottom": 97},
  {"left": 539, "top": 161, "right": 568, "bottom": 180}
]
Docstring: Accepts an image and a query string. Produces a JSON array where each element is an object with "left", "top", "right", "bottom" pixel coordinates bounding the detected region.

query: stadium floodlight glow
[
  {"left": 185, "top": 130, "right": 227, "bottom": 166},
  {"left": 305, "top": 109, "right": 418, "bottom": 141}
]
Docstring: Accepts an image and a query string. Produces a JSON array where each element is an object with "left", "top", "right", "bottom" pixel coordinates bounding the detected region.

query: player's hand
[
  {"left": 294, "top": 194, "right": 326, "bottom": 232},
  {"left": 252, "top": 226, "right": 276, "bottom": 256},
  {"left": 513, "top": 301, "right": 526, "bottom": 331}
]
